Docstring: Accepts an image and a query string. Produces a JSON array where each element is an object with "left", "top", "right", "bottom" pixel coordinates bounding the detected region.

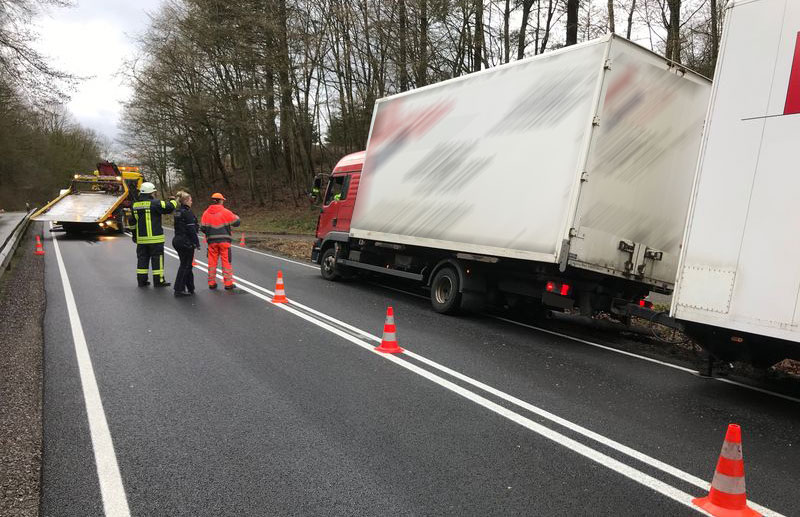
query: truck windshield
[{"left": 324, "top": 175, "right": 349, "bottom": 205}]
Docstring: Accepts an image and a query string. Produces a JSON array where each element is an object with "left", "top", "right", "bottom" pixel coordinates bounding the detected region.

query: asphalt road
[{"left": 38, "top": 228, "right": 799, "bottom": 516}]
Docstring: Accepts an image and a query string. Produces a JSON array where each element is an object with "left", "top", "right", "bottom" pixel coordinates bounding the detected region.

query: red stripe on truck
[{"left": 785, "top": 32, "right": 800, "bottom": 115}]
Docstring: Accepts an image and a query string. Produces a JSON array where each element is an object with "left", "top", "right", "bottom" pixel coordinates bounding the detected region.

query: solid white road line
[
  {"left": 230, "top": 242, "right": 318, "bottom": 270},
  {"left": 492, "top": 316, "right": 698, "bottom": 374},
  {"left": 162, "top": 226, "right": 317, "bottom": 270},
  {"left": 163, "top": 248, "right": 782, "bottom": 517},
  {"left": 373, "top": 282, "right": 800, "bottom": 406},
  {"left": 52, "top": 232, "right": 131, "bottom": 517}
]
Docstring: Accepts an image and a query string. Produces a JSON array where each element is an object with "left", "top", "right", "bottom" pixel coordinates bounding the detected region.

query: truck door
[
  {"left": 335, "top": 172, "right": 360, "bottom": 231},
  {"left": 317, "top": 174, "right": 350, "bottom": 236}
]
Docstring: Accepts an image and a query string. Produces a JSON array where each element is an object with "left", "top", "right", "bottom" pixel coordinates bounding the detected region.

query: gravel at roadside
[{"left": 0, "top": 223, "right": 45, "bottom": 517}]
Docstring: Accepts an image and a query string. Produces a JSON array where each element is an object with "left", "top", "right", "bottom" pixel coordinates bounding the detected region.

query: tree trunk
[
  {"left": 566, "top": 0, "right": 579, "bottom": 46},
  {"left": 626, "top": 0, "right": 636, "bottom": 39},
  {"left": 473, "top": 0, "right": 484, "bottom": 72},
  {"left": 398, "top": 0, "right": 409, "bottom": 91},
  {"left": 710, "top": 0, "right": 719, "bottom": 63},
  {"left": 666, "top": 0, "right": 682, "bottom": 63},
  {"left": 517, "top": 0, "right": 533, "bottom": 60},
  {"left": 540, "top": 0, "right": 555, "bottom": 54},
  {"left": 417, "top": 0, "right": 428, "bottom": 86},
  {"left": 608, "top": 0, "right": 615, "bottom": 33},
  {"left": 503, "top": 0, "right": 511, "bottom": 63}
]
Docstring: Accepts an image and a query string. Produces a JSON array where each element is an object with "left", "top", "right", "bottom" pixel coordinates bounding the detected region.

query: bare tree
[{"left": 566, "top": 0, "right": 579, "bottom": 45}]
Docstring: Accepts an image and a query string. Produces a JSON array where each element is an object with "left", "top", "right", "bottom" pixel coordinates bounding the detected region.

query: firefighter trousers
[
  {"left": 207, "top": 242, "right": 233, "bottom": 287},
  {"left": 136, "top": 243, "right": 166, "bottom": 285}
]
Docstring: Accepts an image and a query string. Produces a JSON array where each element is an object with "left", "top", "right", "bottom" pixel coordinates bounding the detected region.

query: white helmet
[{"left": 139, "top": 182, "right": 156, "bottom": 194}]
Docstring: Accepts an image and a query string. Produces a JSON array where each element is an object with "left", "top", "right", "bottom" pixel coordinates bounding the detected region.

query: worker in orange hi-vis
[{"left": 199, "top": 193, "right": 241, "bottom": 290}]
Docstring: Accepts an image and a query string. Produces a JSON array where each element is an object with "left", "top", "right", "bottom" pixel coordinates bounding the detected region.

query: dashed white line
[
  {"left": 163, "top": 247, "right": 782, "bottom": 517},
  {"left": 52, "top": 231, "right": 130, "bottom": 517}
]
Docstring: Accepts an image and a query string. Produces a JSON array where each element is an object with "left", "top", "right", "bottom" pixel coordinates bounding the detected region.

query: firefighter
[
  {"left": 200, "top": 192, "right": 241, "bottom": 290},
  {"left": 129, "top": 182, "right": 177, "bottom": 287}
]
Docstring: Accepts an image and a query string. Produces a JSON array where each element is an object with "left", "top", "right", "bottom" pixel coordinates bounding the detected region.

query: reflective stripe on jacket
[
  {"left": 130, "top": 196, "right": 177, "bottom": 244},
  {"left": 200, "top": 204, "right": 241, "bottom": 243}
]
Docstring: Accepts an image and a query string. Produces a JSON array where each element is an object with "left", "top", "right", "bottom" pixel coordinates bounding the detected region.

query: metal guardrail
[{"left": 0, "top": 210, "right": 36, "bottom": 281}]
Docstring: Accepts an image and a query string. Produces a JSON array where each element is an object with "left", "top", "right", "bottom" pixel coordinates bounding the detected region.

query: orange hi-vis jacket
[{"left": 200, "top": 204, "right": 241, "bottom": 243}]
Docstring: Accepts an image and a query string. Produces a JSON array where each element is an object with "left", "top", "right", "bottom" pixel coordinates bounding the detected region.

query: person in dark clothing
[
  {"left": 128, "top": 182, "right": 177, "bottom": 287},
  {"left": 172, "top": 191, "right": 200, "bottom": 297}
]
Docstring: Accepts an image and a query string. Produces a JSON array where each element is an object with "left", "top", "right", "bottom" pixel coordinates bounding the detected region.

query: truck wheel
[
  {"left": 320, "top": 247, "right": 341, "bottom": 281},
  {"left": 431, "top": 267, "right": 462, "bottom": 314}
]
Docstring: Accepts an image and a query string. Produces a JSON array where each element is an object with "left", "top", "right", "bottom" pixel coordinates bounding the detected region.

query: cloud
[{"left": 34, "top": 1, "right": 163, "bottom": 143}]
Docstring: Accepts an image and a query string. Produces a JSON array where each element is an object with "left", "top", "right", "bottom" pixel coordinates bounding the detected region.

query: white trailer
[
  {"left": 672, "top": 0, "right": 800, "bottom": 365},
  {"left": 316, "top": 34, "right": 711, "bottom": 315}
]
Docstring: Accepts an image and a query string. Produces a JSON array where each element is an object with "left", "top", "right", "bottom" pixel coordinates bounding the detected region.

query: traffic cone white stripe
[
  {"left": 721, "top": 441, "right": 743, "bottom": 460},
  {"left": 711, "top": 472, "right": 747, "bottom": 495}
]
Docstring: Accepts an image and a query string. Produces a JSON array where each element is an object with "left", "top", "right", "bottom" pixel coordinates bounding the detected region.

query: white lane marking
[
  {"left": 492, "top": 316, "right": 698, "bottom": 374},
  {"left": 162, "top": 248, "right": 782, "bottom": 517},
  {"left": 162, "top": 225, "right": 317, "bottom": 270},
  {"left": 373, "top": 282, "right": 800, "bottom": 406},
  {"left": 177, "top": 230, "right": 800, "bottom": 406},
  {"left": 52, "top": 231, "right": 131, "bottom": 517},
  {"left": 714, "top": 377, "right": 800, "bottom": 404},
  {"left": 230, "top": 243, "right": 318, "bottom": 270}
]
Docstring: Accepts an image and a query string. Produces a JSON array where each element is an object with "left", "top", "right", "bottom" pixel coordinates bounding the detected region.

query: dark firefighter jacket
[
  {"left": 129, "top": 195, "right": 178, "bottom": 244},
  {"left": 200, "top": 204, "right": 241, "bottom": 243}
]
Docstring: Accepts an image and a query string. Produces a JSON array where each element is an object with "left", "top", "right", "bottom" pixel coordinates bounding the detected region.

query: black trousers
[
  {"left": 136, "top": 243, "right": 165, "bottom": 285},
  {"left": 174, "top": 246, "right": 195, "bottom": 293}
]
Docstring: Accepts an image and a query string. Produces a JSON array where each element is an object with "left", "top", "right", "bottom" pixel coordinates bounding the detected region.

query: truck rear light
[
  {"left": 638, "top": 299, "right": 653, "bottom": 308},
  {"left": 545, "top": 281, "right": 571, "bottom": 296}
]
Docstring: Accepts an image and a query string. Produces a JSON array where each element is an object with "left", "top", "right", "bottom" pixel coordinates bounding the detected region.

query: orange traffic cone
[
  {"left": 272, "top": 270, "right": 288, "bottom": 303},
  {"left": 693, "top": 424, "right": 760, "bottom": 517},
  {"left": 192, "top": 257, "right": 197, "bottom": 267},
  {"left": 375, "top": 306, "right": 404, "bottom": 354},
  {"left": 239, "top": 232, "right": 246, "bottom": 246},
  {"left": 34, "top": 235, "right": 45, "bottom": 256}
]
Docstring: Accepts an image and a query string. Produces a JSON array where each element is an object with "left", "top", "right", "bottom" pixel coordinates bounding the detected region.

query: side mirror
[{"left": 310, "top": 176, "right": 322, "bottom": 200}]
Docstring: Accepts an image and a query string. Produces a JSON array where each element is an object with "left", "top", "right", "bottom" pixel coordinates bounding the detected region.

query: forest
[
  {"left": 122, "top": 0, "right": 727, "bottom": 205},
  {"left": 0, "top": 0, "right": 102, "bottom": 210},
  {"left": 0, "top": 1, "right": 728, "bottom": 209}
]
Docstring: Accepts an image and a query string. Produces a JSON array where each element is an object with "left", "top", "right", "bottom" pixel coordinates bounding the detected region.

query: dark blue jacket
[{"left": 173, "top": 205, "right": 200, "bottom": 250}]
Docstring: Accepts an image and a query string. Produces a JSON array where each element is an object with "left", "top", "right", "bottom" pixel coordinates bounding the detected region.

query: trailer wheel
[
  {"left": 320, "top": 247, "right": 341, "bottom": 281},
  {"left": 430, "top": 267, "right": 461, "bottom": 314}
]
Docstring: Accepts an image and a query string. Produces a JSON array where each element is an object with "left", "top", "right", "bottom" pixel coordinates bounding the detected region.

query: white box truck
[
  {"left": 313, "top": 34, "right": 711, "bottom": 315},
  {"left": 672, "top": 0, "right": 800, "bottom": 366}
]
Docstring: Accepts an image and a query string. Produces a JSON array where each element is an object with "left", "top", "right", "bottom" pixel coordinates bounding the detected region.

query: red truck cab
[{"left": 311, "top": 151, "right": 365, "bottom": 268}]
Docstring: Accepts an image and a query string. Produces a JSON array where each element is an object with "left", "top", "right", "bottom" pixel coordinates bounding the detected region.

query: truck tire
[
  {"left": 430, "top": 267, "right": 462, "bottom": 314},
  {"left": 320, "top": 247, "right": 341, "bottom": 281}
]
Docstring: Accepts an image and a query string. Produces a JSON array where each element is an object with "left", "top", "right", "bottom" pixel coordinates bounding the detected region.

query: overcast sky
[{"left": 35, "top": 0, "right": 164, "bottom": 147}]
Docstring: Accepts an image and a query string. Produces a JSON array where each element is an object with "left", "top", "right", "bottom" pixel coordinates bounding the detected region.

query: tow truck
[{"left": 32, "top": 161, "right": 144, "bottom": 234}]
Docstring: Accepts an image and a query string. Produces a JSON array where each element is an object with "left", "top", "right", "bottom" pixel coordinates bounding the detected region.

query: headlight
[
  {"left": 74, "top": 174, "right": 79, "bottom": 179},
  {"left": 99, "top": 222, "right": 105, "bottom": 227}
]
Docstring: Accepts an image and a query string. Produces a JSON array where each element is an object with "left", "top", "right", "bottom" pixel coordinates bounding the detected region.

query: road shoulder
[{"left": 0, "top": 223, "right": 45, "bottom": 517}]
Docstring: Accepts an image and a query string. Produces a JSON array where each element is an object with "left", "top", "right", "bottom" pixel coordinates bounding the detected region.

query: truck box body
[
  {"left": 351, "top": 34, "right": 711, "bottom": 290},
  {"left": 672, "top": 0, "right": 800, "bottom": 344}
]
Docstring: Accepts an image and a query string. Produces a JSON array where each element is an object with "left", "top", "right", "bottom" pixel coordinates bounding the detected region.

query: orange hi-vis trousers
[{"left": 207, "top": 242, "right": 234, "bottom": 287}]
